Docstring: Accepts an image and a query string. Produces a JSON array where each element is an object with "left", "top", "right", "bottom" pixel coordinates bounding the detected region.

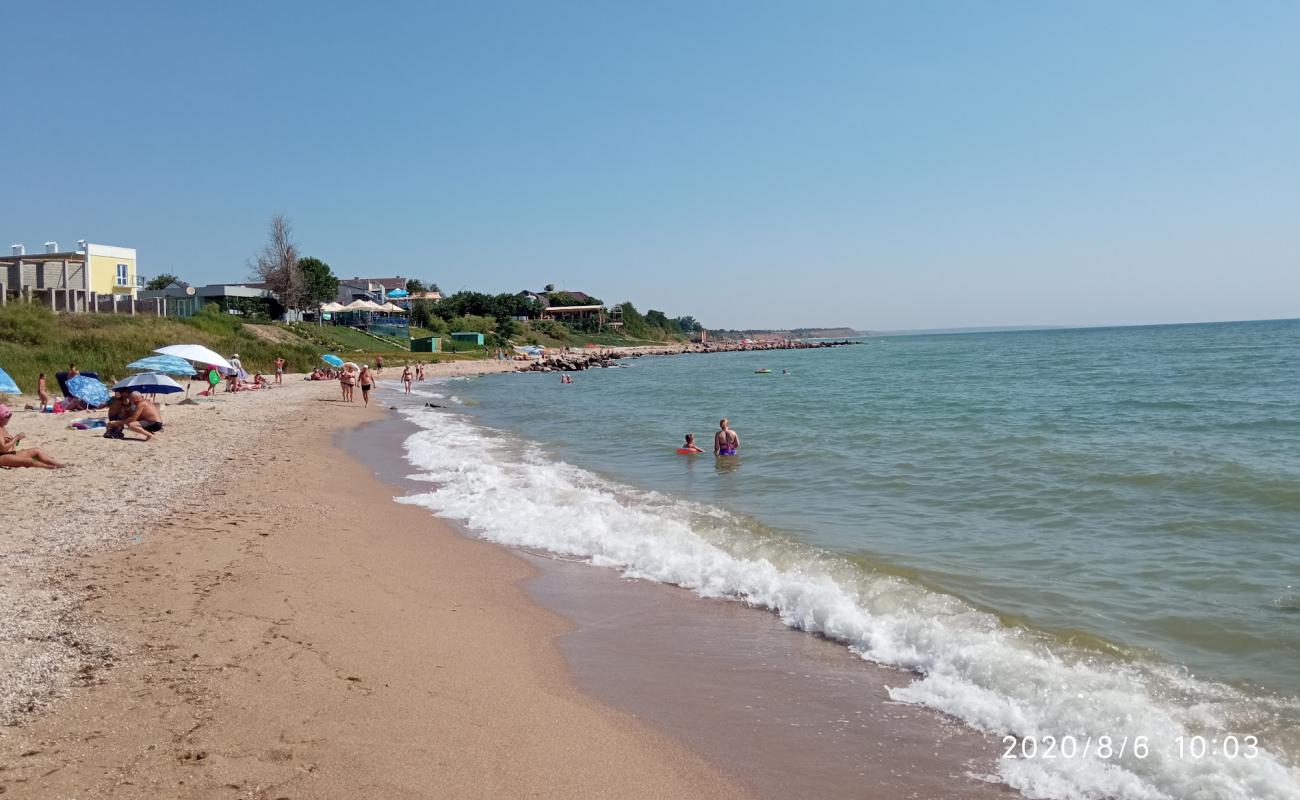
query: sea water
[{"left": 393, "top": 319, "right": 1300, "bottom": 800}]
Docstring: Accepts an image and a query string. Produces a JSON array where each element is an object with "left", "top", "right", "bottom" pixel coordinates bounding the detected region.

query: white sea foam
[{"left": 395, "top": 405, "right": 1300, "bottom": 800}]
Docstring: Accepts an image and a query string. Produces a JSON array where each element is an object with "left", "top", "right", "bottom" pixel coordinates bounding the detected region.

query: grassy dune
[{"left": 0, "top": 303, "right": 321, "bottom": 395}]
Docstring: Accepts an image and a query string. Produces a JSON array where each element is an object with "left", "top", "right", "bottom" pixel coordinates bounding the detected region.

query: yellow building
[
  {"left": 85, "top": 243, "right": 138, "bottom": 297},
  {"left": 1, "top": 241, "right": 139, "bottom": 310}
]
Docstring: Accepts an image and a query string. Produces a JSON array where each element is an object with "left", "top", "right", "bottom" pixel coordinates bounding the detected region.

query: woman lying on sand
[{"left": 0, "top": 404, "right": 68, "bottom": 469}]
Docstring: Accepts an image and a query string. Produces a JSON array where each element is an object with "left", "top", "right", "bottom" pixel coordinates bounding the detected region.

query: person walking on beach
[
  {"left": 714, "top": 418, "right": 740, "bottom": 456},
  {"left": 274, "top": 357, "right": 285, "bottom": 385},
  {"left": 359, "top": 365, "right": 375, "bottom": 407},
  {"left": 340, "top": 367, "right": 355, "bottom": 402},
  {"left": 37, "top": 373, "right": 49, "bottom": 407},
  {"left": 402, "top": 365, "right": 413, "bottom": 394},
  {"left": 375, "top": 355, "right": 384, "bottom": 373}
]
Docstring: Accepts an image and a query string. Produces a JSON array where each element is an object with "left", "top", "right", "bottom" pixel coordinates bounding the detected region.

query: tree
[
  {"left": 145, "top": 273, "right": 182, "bottom": 290},
  {"left": 645, "top": 309, "right": 672, "bottom": 330},
  {"left": 249, "top": 214, "right": 301, "bottom": 311},
  {"left": 406, "top": 278, "right": 425, "bottom": 294},
  {"left": 298, "top": 257, "right": 339, "bottom": 310},
  {"left": 674, "top": 315, "right": 703, "bottom": 333},
  {"left": 544, "top": 283, "right": 555, "bottom": 292}
]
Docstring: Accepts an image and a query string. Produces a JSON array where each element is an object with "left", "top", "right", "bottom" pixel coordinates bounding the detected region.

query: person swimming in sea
[
  {"left": 714, "top": 418, "right": 740, "bottom": 456},
  {"left": 678, "top": 433, "right": 704, "bottom": 454}
]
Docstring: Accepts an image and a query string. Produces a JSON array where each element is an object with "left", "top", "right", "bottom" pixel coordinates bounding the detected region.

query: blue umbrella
[
  {"left": 66, "top": 375, "right": 111, "bottom": 408},
  {"left": 0, "top": 366, "right": 20, "bottom": 396},
  {"left": 322, "top": 354, "right": 345, "bottom": 367},
  {"left": 112, "top": 373, "right": 185, "bottom": 395},
  {"left": 387, "top": 288, "right": 410, "bottom": 298},
  {"left": 126, "top": 355, "right": 197, "bottom": 376}
]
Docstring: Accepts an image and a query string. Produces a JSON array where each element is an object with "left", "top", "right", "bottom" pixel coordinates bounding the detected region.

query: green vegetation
[
  {"left": 285, "top": 322, "right": 408, "bottom": 354},
  {"left": 298, "top": 256, "right": 340, "bottom": 310},
  {"left": 0, "top": 302, "right": 320, "bottom": 394},
  {"left": 144, "top": 273, "right": 182, "bottom": 290}
]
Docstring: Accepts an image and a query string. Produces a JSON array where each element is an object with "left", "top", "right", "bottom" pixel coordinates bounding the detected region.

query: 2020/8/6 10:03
[{"left": 1002, "top": 735, "right": 1261, "bottom": 760}]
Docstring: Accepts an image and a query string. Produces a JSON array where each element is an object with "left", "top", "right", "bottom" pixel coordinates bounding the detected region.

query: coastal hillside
[
  {"left": 0, "top": 303, "right": 325, "bottom": 392},
  {"left": 0, "top": 301, "right": 686, "bottom": 394}
]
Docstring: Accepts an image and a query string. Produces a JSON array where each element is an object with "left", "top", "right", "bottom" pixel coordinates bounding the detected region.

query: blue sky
[{"left": 2, "top": 1, "right": 1297, "bottom": 330}]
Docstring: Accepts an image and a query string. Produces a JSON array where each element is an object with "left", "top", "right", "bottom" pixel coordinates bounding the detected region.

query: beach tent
[
  {"left": 380, "top": 302, "right": 406, "bottom": 313},
  {"left": 154, "top": 344, "right": 233, "bottom": 372},
  {"left": 0, "top": 366, "right": 20, "bottom": 396},
  {"left": 319, "top": 302, "right": 345, "bottom": 312},
  {"left": 358, "top": 300, "right": 385, "bottom": 311},
  {"left": 343, "top": 299, "right": 372, "bottom": 310}
]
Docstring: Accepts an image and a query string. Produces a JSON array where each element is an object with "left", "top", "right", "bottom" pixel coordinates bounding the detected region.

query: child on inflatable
[{"left": 676, "top": 433, "right": 705, "bottom": 454}]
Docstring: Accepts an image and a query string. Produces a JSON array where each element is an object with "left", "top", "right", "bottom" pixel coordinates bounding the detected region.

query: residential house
[{"left": 0, "top": 241, "right": 139, "bottom": 310}]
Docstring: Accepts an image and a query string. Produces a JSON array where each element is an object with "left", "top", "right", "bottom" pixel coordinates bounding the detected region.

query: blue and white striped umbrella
[
  {"left": 66, "top": 375, "right": 111, "bottom": 408},
  {"left": 112, "top": 372, "right": 185, "bottom": 394},
  {"left": 0, "top": 366, "right": 20, "bottom": 396},
  {"left": 127, "top": 354, "right": 198, "bottom": 376}
]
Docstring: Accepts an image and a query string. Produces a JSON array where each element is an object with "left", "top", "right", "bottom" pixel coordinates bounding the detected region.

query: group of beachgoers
[
  {"left": 194, "top": 354, "right": 284, "bottom": 395},
  {"left": 1, "top": 352, "right": 300, "bottom": 471},
  {"left": 332, "top": 357, "right": 427, "bottom": 406},
  {"left": 677, "top": 418, "right": 741, "bottom": 457}
]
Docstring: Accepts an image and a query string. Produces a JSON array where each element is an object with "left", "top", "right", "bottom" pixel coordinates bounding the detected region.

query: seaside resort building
[{"left": 0, "top": 241, "right": 139, "bottom": 310}]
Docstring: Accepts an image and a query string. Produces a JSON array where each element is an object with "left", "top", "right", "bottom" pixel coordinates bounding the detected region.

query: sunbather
[{"left": 0, "top": 405, "right": 67, "bottom": 469}]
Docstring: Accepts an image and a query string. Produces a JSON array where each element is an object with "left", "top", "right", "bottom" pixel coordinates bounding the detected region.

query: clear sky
[{"left": 2, "top": 1, "right": 1297, "bottom": 331}]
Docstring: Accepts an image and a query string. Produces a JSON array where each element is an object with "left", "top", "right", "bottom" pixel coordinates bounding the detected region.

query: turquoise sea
[{"left": 395, "top": 319, "right": 1300, "bottom": 800}]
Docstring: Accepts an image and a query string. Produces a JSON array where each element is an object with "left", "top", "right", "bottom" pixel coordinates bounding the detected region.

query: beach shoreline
[{"left": 0, "top": 381, "right": 752, "bottom": 798}]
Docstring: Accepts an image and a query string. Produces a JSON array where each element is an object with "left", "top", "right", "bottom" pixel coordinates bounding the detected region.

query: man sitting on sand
[
  {"left": 0, "top": 405, "right": 67, "bottom": 469},
  {"left": 714, "top": 418, "right": 740, "bottom": 457},
  {"left": 105, "top": 391, "right": 164, "bottom": 440}
]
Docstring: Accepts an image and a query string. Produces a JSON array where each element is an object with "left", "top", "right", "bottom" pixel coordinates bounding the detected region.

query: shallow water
[{"left": 391, "top": 319, "right": 1300, "bottom": 800}]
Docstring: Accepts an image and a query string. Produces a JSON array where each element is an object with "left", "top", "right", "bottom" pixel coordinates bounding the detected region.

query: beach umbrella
[
  {"left": 322, "top": 354, "right": 345, "bottom": 368},
  {"left": 387, "top": 288, "right": 409, "bottom": 298},
  {"left": 154, "top": 344, "right": 233, "bottom": 371},
  {"left": 126, "top": 355, "right": 198, "bottom": 376},
  {"left": 66, "top": 375, "right": 111, "bottom": 408},
  {"left": 342, "top": 362, "right": 359, "bottom": 373},
  {"left": 112, "top": 373, "right": 184, "bottom": 395},
  {"left": 0, "top": 366, "right": 20, "bottom": 396}
]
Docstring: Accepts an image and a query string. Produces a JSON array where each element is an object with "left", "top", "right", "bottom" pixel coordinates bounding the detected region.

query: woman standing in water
[{"left": 402, "top": 365, "right": 414, "bottom": 394}]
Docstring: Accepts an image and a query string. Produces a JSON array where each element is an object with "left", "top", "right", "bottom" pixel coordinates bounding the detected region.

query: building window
[{"left": 116, "top": 263, "right": 129, "bottom": 287}]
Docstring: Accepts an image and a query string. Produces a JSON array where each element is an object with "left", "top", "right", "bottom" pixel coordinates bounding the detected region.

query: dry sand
[{"left": 0, "top": 373, "right": 751, "bottom": 799}]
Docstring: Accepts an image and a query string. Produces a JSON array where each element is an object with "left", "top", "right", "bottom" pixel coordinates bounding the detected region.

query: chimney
[
  {"left": 10, "top": 244, "right": 23, "bottom": 256},
  {"left": 45, "top": 241, "right": 59, "bottom": 253}
]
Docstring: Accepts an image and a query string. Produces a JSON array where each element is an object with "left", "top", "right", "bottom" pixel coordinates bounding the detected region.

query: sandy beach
[{"left": 0, "top": 374, "right": 750, "bottom": 798}]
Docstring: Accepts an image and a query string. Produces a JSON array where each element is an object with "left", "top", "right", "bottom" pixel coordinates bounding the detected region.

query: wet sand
[
  {"left": 348, "top": 408, "right": 1019, "bottom": 800},
  {"left": 0, "top": 392, "right": 749, "bottom": 799}
]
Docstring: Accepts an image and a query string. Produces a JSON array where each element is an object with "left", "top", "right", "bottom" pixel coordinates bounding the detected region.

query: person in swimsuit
[
  {"left": 37, "top": 373, "right": 49, "bottom": 407},
  {"left": 274, "top": 357, "right": 285, "bottom": 385},
  {"left": 359, "top": 366, "right": 375, "bottom": 406},
  {"left": 401, "top": 365, "right": 413, "bottom": 394},
  {"left": 0, "top": 405, "right": 67, "bottom": 469},
  {"left": 679, "top": 433, "right": 704, "bottom": 454},
  {"left": 714, "top": 418, "right": 740, "bottom": 456},
  {"left": 340, "top": 368, "right": 355, "bottom": 402}
]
